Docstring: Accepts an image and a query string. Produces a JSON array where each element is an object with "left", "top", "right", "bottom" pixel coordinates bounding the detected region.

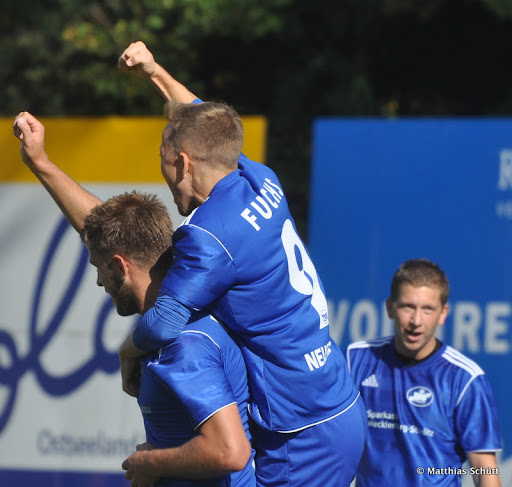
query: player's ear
[
  {"left": 438, "top": 304, "right": 449, "bottom": 326},
  {"left": 179, "top": 151, "right": 194, "bottom": 177},
  {"left": 111, "top": 254, "right": 129, "bottom": 277},
  {"left": 385, "top": 298, "right": 394, "bottom": 318}
]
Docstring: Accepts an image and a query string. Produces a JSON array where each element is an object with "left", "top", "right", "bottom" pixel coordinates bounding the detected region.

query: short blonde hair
[
  {"left": 164, "top": 100, "right": 244, "bottom": 170},
  {"left": 390, "top": 258, "right": 450, "bottom": 306}
]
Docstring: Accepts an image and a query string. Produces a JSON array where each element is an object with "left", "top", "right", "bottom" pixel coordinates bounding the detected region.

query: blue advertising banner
[{"left": 309, "top": 118, "right": 512, "bottom": 481}]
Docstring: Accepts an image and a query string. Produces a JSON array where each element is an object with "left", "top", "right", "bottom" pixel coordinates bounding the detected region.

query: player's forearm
[
  {"left": 148, "top": 63, "right": 197, "bottom": 103},
  {"left": 122, "top": 405, "right": 251, "bottom": 483},
  {"left": 472, "top": 474, "right": 501, "bottom": 487},
  {"left": 29, "top": 156, "right": 101, "bottom": 232},
  {"left": 119, "top": 330, "right": 146, "bottom": 358},
  {"left": 468, "top": 452, "right": 501, "bottom": 487},
  {"left": 135, "top": 435, "right": 247, "bottom": 479},
  {"left": 131, "top": 294, "right": 191, "bottom": 352},
  {"left": 14, "top": 112, "right": 101, "bottom": 231},
  {"left": 150, "top": 403, "right": 252, "bottom": 478}
]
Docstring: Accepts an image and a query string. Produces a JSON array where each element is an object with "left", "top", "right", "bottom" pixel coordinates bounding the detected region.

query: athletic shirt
[
  {"left": 346, "top": 337, "right": 501, "bottom": 487},
  {"left": 159, "top": 154, "right": 359, "bottom": 432},
  {"left": 138, "top": 313, "right": 255, "bottom": 487}
]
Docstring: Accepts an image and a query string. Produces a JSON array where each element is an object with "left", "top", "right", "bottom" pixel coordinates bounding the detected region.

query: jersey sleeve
[
  {"left": 148, "top": 331, "right": 238, "bottom": 429},
  {"left": 345, "top": 345, "right": 364, "bottom": 386},
  {"left": 161, "top": 223, "right": 237, "bottom": 310},
  {"left": 455, "top": 374, "right": 502, "bottom": 453},
  {"left": 132, "top": 294, "right": 193, "bottom": 351}
]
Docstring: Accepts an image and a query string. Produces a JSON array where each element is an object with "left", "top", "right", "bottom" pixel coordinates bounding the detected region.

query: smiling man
[{"left": 347, "top": 259, "right": 502, "bottom": 487}]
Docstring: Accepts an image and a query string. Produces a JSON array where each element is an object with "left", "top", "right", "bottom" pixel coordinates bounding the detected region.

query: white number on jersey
[{"left": 281, "top": 219, "right": 329, "bottom": 329}]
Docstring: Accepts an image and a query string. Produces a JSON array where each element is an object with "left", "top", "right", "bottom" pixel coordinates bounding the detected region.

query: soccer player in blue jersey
[
  {"left": 347, "top": 259, "right": 501, "bottom": 487},
  {"left": 13, "top": 114, "right": 255, "bottom": 486},
  {"left": 115, "top": 41, "right": 367, "bottom": 487}
]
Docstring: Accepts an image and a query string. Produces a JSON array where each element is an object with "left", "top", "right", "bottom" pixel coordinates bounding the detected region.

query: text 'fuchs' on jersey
[{"left": 241, "top": 178, "right": 284, "bottom": 231}]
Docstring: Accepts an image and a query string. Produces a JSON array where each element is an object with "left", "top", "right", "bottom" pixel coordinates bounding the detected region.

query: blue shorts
[{"left": 252, "top": 395, "right": 367, "bottom": 487}]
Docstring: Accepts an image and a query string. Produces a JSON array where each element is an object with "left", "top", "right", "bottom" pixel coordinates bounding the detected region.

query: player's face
[
  {"left": 89, "top": 251, "right": 140, "bottom": 317},
  {"left": 160, "top": 124, "right": 196, "bottom": 216},
  {"left": 387, "top": 284, "right": 448, "bottom": 360}
]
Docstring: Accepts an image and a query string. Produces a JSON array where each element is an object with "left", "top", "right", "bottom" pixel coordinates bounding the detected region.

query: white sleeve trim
[
  {"left": 181, "top": 329, "right": 221, "bottom": 350},
  {"left": 456, "top": 375, "right": 479, "bottom": 407},
  {"left": 466, "top": 448, "right": 502, "bottom": 453},
  {"left": 186, "top": 224, "right": 234, "bottom": 262},
  {"left": 193, "top": 401, "right": 238, "bottom": 430}
]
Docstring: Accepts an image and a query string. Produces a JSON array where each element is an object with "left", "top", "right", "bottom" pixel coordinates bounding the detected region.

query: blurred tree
[
  {"left": 3, "top": 0, "right": 512, "bottom": 238},
  {"left": 1, "top": 0, "right": 294, "bottom": 116}
]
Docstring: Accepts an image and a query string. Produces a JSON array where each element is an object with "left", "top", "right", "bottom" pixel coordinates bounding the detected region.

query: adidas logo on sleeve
[{"left": 362, "top": 374, "right": 379, "bottom": 387}]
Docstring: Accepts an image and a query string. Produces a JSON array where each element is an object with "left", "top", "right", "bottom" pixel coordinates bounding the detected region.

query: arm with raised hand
[
  {"left": 118, "top": 41, "right": 198, "bottom": 103},
  {"left": 13, "top": 111, "right": 101, "bottom": 232}
]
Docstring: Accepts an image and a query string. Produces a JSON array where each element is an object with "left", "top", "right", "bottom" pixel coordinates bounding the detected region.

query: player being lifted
[
  {"left": 14, "top": 40, "right": 367, "bottom": 487},
  {"left": 115, "top": 40, "right": 367, "bottom": 487}
]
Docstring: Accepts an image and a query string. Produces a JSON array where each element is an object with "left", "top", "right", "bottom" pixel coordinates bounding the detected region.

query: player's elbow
[{"left": 217, "top": 438, "right": 252, "bottom": 473}]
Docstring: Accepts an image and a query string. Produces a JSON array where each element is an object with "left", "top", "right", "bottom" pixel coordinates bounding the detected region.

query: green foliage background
[{"left": 3, "top": 0, "right": 512, "bottom": 238}]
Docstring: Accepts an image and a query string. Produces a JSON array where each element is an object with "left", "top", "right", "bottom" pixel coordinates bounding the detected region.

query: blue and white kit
[
  {"left": 347, "top": 336, "right": 501, "bottom": 487},
  {"left": 134, "top": 141, "right": 366, "bottom": 486},
  {"left": 138, "top": 313, "right": 255, "bottom": 487},
  {"left": 136, "top": 152, "right": 359, "bottom": 432}
]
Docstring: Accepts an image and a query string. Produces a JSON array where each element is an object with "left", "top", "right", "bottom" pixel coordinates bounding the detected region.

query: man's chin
[{"left": 115, "top": 303, "right": 139, "bottom": 317}]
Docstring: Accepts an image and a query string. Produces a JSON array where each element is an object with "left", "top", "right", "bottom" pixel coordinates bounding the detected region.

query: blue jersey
[
  {"left": 159, "top": 155, "right": 358, "bottom": 432},
  {"left": 346, "top": 337, "right": 501, "bottom": 487},
  {"left": 138, "top": 313, "right": 255, "bottom": 487}
]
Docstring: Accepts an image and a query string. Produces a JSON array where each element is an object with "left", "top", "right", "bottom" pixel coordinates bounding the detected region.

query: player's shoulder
[
  {"left": 182, "top": 314, "right": 223, "bottom": 340},
  {"left": 439, "top": 345, "right": 485, "bottom": 378},
  {"left": 346, "top": 336, "right": 393, "bottom": 372},
  {"left": 181, "top": 314, "right": 239, "bottom": 351},
  {"left": 239, "top": 152, "right": 270, "bottom": 172},
  {"left": 153, "top": 316, "right": 223, "bottom": 366},
  {"left": 175, "top": 204, "right": 232, "bottom": 252},
  {"left": 347, "top": 336, "right": 393, "bottom": 354},
  {"left": 177, "top": 177, "right": 241, "bottom": 231},
  {"left": 238, "top": 153, "right": 283, "bottom": 194}
]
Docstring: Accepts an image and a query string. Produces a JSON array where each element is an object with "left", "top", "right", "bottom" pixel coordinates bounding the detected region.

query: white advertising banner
[
  {"left": 0, "top": 183, "right": 184, "bottom": 484},
  {"left": 0, "top": 114, "right": 267, "bottom": 486}
]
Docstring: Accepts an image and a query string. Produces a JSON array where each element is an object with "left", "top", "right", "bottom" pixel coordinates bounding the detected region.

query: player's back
[{"left": 165, "top": 155, "right": 359, "bottom": 431}]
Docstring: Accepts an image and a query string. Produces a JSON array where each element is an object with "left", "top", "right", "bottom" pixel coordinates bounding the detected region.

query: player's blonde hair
[
  {"left": 163, "top": 100, "right": 243, "bottom": 170},
  {"left": 390, "top": 258, "right": 450, "bottom": 305}
]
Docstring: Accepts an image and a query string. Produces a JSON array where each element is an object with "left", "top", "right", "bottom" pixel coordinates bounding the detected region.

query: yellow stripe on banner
[{"left": 1, "top": 116, "right": 267, "bottom": 182}]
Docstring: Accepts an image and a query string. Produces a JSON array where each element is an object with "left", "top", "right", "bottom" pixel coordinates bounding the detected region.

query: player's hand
[
  {"left": 13, "top": 111, "right": 49, "bottom": 169},
  {"left": 119, "top": 355, "right": 141, "bottom": 398},
  {"left": 136, "top": 442, "right": 156, "bottom": 452},
  {"left": 122, "top": 449, "right": 159, "bottom": 487},
  {"left": 118, "top": 41, "right": 157, "bottom": 79}
]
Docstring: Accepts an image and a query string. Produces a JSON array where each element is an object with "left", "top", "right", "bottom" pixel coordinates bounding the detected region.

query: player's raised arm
[
  {"left": 13, "top": 111, "right": 102, "bottom": 232},
  {"left": 118, "top": 41, "right": 197, "bottom": 103}
]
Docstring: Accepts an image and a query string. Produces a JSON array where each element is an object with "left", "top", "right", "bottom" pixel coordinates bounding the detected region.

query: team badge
[{"left": 406, "top": 386, "right": 434, "bottom": 407}]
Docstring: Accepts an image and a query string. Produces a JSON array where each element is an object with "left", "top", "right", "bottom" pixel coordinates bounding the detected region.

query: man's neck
[
  {"left": 140, "top": 273, "right": 164, "bottom": 314},
  {"left": 195, "top": 166, "right": 237, "bottom": 203},
  {"left": 395, "top": 339, "right": 443, "bottom": 367}
]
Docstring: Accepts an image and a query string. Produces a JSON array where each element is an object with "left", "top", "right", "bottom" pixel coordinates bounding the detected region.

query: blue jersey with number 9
[{"left": 161, "top": 154, "right": 358, "bottom": 432}]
